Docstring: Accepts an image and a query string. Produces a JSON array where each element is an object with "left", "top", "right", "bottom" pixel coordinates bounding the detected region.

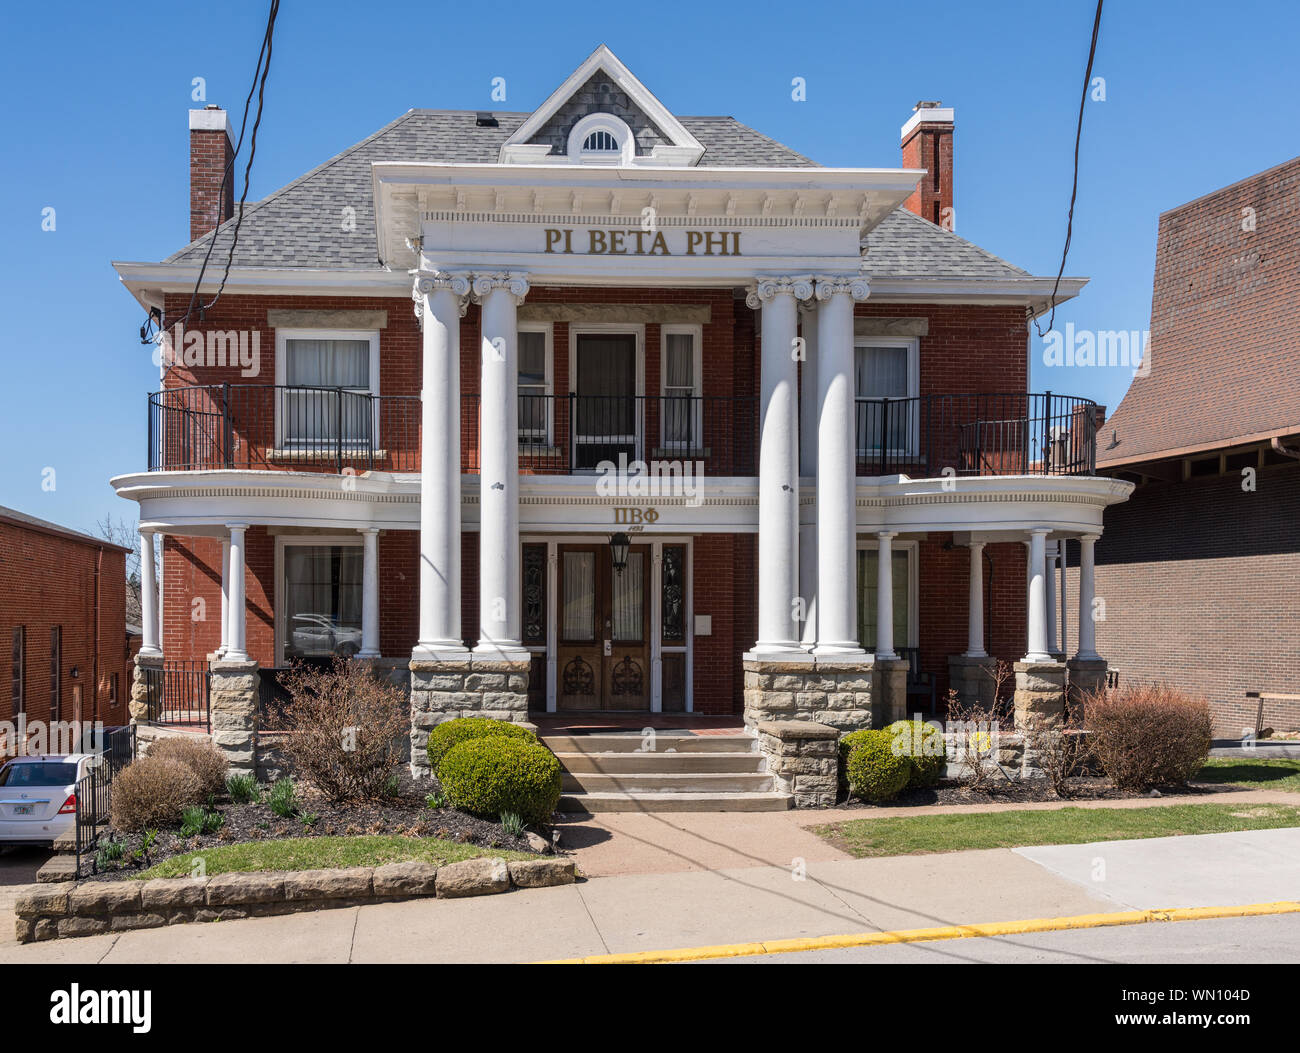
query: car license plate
[{"left": 13, "top": 805, "right": 34, "bottom": 816}]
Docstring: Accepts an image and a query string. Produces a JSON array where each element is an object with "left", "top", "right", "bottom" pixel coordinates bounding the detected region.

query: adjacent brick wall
[
  {"left": 1064, "top": 462, "right": 1300, "bottom": 734},
  {"left": 0, "top": 518, "right": 130, "bottom": 729}
]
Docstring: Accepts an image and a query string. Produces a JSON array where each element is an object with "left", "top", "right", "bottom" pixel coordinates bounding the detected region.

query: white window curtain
[
  {"left": 283, "top": 545, "right": 363, "bottom": 659},
  {"left": 518, "top": 331, "right": 548, "bottom": 440},
  {"left": 284, "top": 338, "right": 372, "bottom": 445},
  {"left": 856, "top": 345, "right": 911, "bottom": 453},
  {"left": 611, "top": 553, "right": 644, "bottom": 642},
  {"left": 561, "top": 552, "right": 596, "bottom": 641},
  {"left": 663, "top": 333, "right": 697, "bottom": 445}
]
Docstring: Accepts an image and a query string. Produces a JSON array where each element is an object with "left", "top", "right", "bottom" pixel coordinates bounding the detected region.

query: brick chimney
[
  {"left": 189, "top": 106, "right": 235, "bottom": 241},
  {"left": 900, "top": 102, "right": 954, "bottom": 229}
]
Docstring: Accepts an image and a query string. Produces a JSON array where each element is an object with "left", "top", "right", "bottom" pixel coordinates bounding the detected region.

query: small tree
[{"left": 273, "top": 659, "right": 408, "bottom": 803}]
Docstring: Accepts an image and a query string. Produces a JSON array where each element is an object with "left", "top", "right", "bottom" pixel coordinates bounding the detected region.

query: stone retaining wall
[
  {"left": 16, "top": 856, "right": 575, "bottom": 943},
  {"left": 755, "top": 720, "right": 838, "bottom": 808},
  {"left": 409, "top": 658, "right": 531, "bottom": 776}
]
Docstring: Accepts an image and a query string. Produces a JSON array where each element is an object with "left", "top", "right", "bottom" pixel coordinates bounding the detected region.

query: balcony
[{"left": 146, "top": 386, "right": 1097, "bottom": 478}]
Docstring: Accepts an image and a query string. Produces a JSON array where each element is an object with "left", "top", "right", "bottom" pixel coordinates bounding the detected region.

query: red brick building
[
  {"left": 1079, "top": 155, "right": 1300, "bottom": 736},
  {"left": 112, "top": 47, "right": 1129, "bottom": 800},
  {"left": 0, "top": 507, "right": 132, "bottom": 737}
]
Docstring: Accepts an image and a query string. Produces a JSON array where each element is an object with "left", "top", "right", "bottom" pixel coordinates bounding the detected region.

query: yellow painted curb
[{"left": 537, "top": 900, "right": 1300, "bottom": 964}]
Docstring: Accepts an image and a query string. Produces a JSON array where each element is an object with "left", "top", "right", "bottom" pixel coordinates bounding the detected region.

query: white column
[
  {"left": 218, "top": 537, "right": 231, "bottom": 657},
  {"left": 1045, "top": 540, "right": 1059, "bottom": 654},
  {"left": 964, "top": 541, "right": 987, "bottom": 657},
  {"left": 225, "top": 523, "right": 248, "bottom": 662},
  {"left": 139, "top": 529, "right": 161, "bottom": 656},
  {"left": 358, "top": 528, "right": 380, "bottom": 658},
  {"left": 747, "top": 276, "right": 810, "bottom": 655},
  {"left": 798, "top": 303, "right": 819, "bottom": 647},
  {"left": 1076, "top": 533, "right": 1101, "bottom": 660},
  {"left": 813, "top": 274, "right": 871, "bottom": 655},
  {"left": 413, "top": 271, "right": 471, "bottom": 660},
  {"left": 875, "top": 531, "right": 898, "bottom": 660},
  {"left": 474, "top": 272, "right": 530, "bottom": 659},
  {"left": 1024, "top": 527, "right": 1051, "bottom": 662}
]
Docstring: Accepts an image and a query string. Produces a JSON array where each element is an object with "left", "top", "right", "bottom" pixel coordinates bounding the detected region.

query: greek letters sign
[{"left": 544, "top": 228, "right": 743, "bottom": 256}]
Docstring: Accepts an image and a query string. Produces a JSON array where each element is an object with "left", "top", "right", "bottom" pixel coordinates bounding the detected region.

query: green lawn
[
  {"left": 1197, "top": 758, "right": 1300, "bottom": 793},
  {"left": 815, "top": 803, "right": 1300, "bottom": 859},
  {"left": 136, "top": 835, "right": 532, "bottom": 879}
]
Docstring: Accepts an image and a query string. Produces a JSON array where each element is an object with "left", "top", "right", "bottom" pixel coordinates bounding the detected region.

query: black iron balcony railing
[
  {"left": 853, "top": 392, "right": 1098, "bottom": 477},
  {"left": 146, "top": 386, "right": 1097, "bottom": 478}
]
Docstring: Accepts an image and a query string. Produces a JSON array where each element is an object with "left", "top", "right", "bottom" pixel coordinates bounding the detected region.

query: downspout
[{"left": 93, "top": 546, "right": 102, "bottom": 726}]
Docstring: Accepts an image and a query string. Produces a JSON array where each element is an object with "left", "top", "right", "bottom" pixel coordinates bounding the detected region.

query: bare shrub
[
  {"left": 944, "top": 688, "right": 1011, "bottom": 794},
  {"left": 110, "top": 756, "right": 203, "bottom": 831},
  {"left": 146, "top": 735, "right": 228, "bottom": 799},
  {"left": 272, "top": 659, "right": 408, "bottom": 803},
  {"left": 1084, "top": 684, "right": 1213, "bottom": 790}
]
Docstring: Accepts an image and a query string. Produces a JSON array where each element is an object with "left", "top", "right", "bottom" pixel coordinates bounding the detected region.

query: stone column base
[
  {"left": 128, "top": 653, "right": 164, "bottom": 724},
  {"left": 210, "top": 659, "right": 259, "bottom": 775},
  {"left": 755, "top": 720, "right": 837, "bottom": 808},
  {"left": 1066, "top": 657, "right": 1108, "bottom": 714},
  {"left": 948, "top": 655, "right": 996, "bottom": 709},
  {"left": 409, "top": 657, "right": 531, "bottom": 777},
  {"left": 743, "top": 657, "right": 871, "bottom": 733},
  {"left": 873, "top": 657, "right": 910, "bottom": 727},
  {"left": 1014, "top": 660, "right": 1066, "bottom": 776}
]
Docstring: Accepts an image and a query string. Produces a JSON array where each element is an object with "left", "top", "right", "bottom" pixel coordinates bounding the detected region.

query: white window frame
[
  {"left": 855, "top": 537, "right": 919, "bottom": 651},
  {"left": 854, "top": 337, "right": 920, "bottom": 459},
  {"left": 659, "top": 323, "right": 704, "bottom": 454},
  {"left": 273, "top": 534, "right": 365, "bottom": 667},
  {"left": 517, "top": 322, "right": 554, "bottom": 448},
  {"left": 566, "top": 113, "right": 636, "bottom": 166},
  {"left": 568, "top": 323, "right": 646, "bottom": 470},
  {"left": 273, "top": 329, "right": 381, "bottom": 452}
]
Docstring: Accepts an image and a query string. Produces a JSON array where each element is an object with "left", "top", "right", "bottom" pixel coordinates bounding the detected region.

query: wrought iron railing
[
  {"left": 147, "top": 384, "right": 420, "bottom": 472},
  {"left": 73, "top": 724, "right": 136, "bottom": 879},
  {"left": 140, "top": 659, "right": 211, "bottom": 731},
  {"left": 853, "top": 392, "right": 1099, "bottom": 477}
]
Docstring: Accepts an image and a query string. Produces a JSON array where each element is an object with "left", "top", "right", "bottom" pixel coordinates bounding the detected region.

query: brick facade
[{"left": 0, "top": 514, "right": 131, "bottom": 731}]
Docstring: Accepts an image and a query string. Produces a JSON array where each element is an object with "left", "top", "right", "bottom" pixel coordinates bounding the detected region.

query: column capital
[
  {"left": 1079, "top": 532, "right": 1100, "bottom": 544},
  {"left": 813, "top": 274, "right": 871, "bottom": 302},
  {"left": 968, "top": 539, "right": 986, "bottom": 551},
  {"left": 357, "top": 526, "right": 380, "bottom": 536},
  {"left": 745, "top": 274, "right": 815, "bottom": 308},
  {"left": 412, "top": 269, "right": 473, "bottom": 320},
  {"left": 471, "top": 271, "right": 530, "bottom": 305},
  {"left": 876, "top": 529, "right": 898, "bottom": 541},
  {"left": 224, "top": 522, "right": 248, "bottom": 533},
  {"left": 1026, "top": 526, "right": 1052, "bottom": 537}
]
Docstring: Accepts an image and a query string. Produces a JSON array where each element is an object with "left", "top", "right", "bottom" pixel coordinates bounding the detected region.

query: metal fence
[
  {"left": 73, "top": 724, "right": 137, "bottom": 879},
  {"left": 141, "top": 659, "right": 211, "bottom": 731}
]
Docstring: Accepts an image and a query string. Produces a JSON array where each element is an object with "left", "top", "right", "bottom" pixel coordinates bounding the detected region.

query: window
[
  {"left": 661, "top": 326, "right": 702, "bottom": 449},
  {"left": 49, "top": 627, "right": 61, "bottom": 723},
  {"left": 518, "top": 326, "right": 552, "bottom": 444},
  {"left": 856, "top": 546, "right": 914, "bottom": 652},
  {"left": 275, "top": 330, "right": 379, "bottom": 448},
  {"left": 282, "top": 544, "right": 364, "bottom": 660},
  {"left": 567, "top": 113, "right": 634, "bottom": 165},
  {"left": 855, "top": 339, "right": 919, "bottom": 455},
  {"left": 10, "top": 627, "right": 24, "bottom": 718},
  {"left": 582, "top": 130, "right": 619, "bottom": 152}
]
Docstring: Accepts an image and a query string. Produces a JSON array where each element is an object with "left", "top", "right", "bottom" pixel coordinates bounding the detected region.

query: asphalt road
[{"left": 719, "top": 912, "right": 1300, "bottom": 963}]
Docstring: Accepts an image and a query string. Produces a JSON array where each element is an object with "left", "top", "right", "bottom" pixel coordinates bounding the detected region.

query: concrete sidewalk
[{"left": 9, "top": 828, "right": 1300, "bottom": 963}]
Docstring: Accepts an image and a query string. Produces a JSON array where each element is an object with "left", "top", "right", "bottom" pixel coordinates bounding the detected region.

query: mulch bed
[
  {"left": 85, "top": 770, "right": 542, "bottom": 880},
  {"left": 833, "top": 776, "right": 1256, "bottom": 810}
]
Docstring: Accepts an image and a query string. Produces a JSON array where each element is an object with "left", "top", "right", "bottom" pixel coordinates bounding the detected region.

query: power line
[{"left": 1034, "top": 0, "right": 1104, "bottom": 338}]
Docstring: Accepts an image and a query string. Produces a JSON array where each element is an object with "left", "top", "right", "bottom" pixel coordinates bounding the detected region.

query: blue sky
[{"left": 1, "top": 0, "right": 1297, "bottom": 535}]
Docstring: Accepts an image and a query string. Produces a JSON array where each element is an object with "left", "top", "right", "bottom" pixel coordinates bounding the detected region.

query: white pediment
[{"left": 498, "top": 45, "right": 704, "bottom": 167}]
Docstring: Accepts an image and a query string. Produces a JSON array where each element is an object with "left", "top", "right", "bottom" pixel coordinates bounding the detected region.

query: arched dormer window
[{"left": 567, "top": 113, "right": 635, "bottom": 165}]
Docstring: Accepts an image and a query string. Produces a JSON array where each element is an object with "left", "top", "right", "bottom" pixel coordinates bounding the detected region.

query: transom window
[{"left": 582, "top": 130, "right": 619, "bottom": 153}]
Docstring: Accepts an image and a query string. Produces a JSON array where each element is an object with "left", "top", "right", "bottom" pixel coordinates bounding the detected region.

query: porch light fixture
[{"left": 609, "top": 532, "right": 630, "bottom": 575}]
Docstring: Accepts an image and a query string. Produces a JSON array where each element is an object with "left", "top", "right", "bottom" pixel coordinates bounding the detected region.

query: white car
[
  {"left": 288, "top": 613, "right": 363, "bottom": 657},
  {"left": 0, "top": 755, "right": 97, "bottom": 846}
]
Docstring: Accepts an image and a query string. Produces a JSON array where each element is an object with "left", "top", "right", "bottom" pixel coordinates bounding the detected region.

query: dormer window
[{"left": 567, "top": 113, "right": 634, "bottom": 165}]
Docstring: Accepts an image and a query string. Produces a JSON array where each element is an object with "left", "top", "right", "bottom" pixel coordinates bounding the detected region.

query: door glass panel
[
  {"left": 561, "top": 551, "right": 596, "bottom": 641},
  {"left": 610, "top": 553, "right": 643, "bottom": 642}
]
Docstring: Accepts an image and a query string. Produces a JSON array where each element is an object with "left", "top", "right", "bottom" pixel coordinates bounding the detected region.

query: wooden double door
[{"left": 556, "top": 543, "right": 651, "bottom": 711}]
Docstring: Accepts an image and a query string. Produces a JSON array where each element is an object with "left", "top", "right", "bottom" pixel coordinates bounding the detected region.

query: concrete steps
[{"left": 542, "top": 729, "right": 791, "bottom": 813}]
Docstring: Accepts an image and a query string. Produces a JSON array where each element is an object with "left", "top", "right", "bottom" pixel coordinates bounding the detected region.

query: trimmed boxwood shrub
[
  {"left": 844, "top": 730, "right": 911, "bottom": 803},
  {"left": 437, "top": 737, "right": 562, "bottom": 827},
  {"left": 425, "top": 717, "right": 538, "bottom": 778},
  {"left": 884, "top": 719, "right": 946, "bottom": 788},
  {"left": 838, "top": 729, "right": 876, "bottom": 792}
]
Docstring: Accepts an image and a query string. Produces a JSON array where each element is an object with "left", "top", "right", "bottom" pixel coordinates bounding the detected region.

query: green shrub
[
  {"left": 226, "top": 772, "right": 259, "bottom": 804},
  {"left": 844, "top": 730, "right": 911, "bottom": 803},
  {"left": 838, "top": 730, "right": 876, "bottom": 791},
  {"left": 425, "top": 717, "right": 538, "bottom": 778},
  {"left": 110, "top": 756, "right": 204, "bottom": 832},
  {"left": 267, "top": 778, "right": 299, "bottom": 818},
  {"left": 884, "top": 719, "right": 946, "bottom": 788},
  {"left": 146, "top": 736, "right": 229, "bottom": 799},
  {"left": 438, "top": 737, "right": 561, "bottom": 827}
]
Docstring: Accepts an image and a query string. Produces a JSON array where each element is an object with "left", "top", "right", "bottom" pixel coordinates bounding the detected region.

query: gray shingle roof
[{"left": 164, "top": 108, "right": 1029, "bottom": 281}]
